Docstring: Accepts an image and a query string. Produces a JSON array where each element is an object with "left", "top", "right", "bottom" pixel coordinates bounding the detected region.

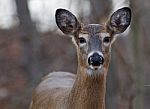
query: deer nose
[{"left": 88, "top": 53, "right": 104, "bottom": 67}]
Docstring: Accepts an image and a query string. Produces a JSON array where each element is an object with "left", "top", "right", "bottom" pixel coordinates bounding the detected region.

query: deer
[{"left": 29, "top": 7, "right": 131, "bottom": 109}]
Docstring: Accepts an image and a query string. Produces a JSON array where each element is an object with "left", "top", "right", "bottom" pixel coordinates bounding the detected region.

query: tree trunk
[
  {"left": 130, "top": 0, "right": 147, "bottom": 108},
  {"left": 89, "top": 0, "right": 111, "bottom": 23},
  {"left": 15, "top": 0, "right": 41, "bottom": 86}
]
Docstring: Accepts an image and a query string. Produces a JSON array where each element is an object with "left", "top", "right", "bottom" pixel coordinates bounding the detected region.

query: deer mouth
[{"left": 89, "top": 65, "right": 103, "bottom": 70}]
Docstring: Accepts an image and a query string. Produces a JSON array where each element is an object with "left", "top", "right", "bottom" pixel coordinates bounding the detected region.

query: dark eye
[
  {"left": 79, "top": 37, "right": 86, "bottom": 43},
  {"left": 103, "top": 37, "right": 111, "bottom": 43}
]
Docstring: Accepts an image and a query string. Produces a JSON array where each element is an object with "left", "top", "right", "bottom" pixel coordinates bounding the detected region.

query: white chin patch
[
  {"left": 87, "top": 65, "right": 104, "bottom": 76},
  {"left": 89, "top": 65, "right": 103, "bottom": 70}
]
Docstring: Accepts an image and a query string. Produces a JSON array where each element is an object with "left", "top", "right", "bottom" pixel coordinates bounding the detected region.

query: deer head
[{"left": 55, "top": 7, "right": 131, "bottom": 76}]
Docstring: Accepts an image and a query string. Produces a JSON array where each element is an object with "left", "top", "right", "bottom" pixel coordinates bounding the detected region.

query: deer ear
[
  {"left": 107, "top": 7, "right": 131, "bottom": 34},
  {"left": 55, "top": 9, "right": 80, "bottom": 35}
]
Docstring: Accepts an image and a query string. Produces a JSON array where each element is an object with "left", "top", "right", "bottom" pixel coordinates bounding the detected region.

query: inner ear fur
[{"left": 107, "top": 7, "right": 132, "bottom": 34}]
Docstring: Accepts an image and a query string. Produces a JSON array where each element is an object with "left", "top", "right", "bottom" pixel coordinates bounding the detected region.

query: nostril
[
  {"left": 88, "top": 53, "right": 104, "bottom": 66},
  {"left": 99, "top": 56, "right": 104, "bottom": 64},
  {"left": 88, "top": 57, "right": 92, "bottom": 65}
]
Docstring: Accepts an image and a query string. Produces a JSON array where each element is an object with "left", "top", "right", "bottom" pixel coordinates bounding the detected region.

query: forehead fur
[{"left": 80, "top": 24, "right": 107, "bottom": 34}]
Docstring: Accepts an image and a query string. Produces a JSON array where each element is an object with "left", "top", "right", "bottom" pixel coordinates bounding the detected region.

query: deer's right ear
[{"left": 55, "top": 9, "right": 80, "bottom": 35}]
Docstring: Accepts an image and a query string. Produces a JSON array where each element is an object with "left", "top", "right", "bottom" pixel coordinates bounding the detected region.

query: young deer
[{"left": 29, "top": 7, "right": 131, "bottom": 109}]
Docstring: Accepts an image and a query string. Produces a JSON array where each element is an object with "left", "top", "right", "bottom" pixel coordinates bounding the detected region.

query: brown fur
[
  {"left": 29, "top": 7, "right": 131, "bottom": 109},
  {"left": 29, "top": 24, "right": 111, "bottom": 109},
  {"left": 29, "top": 65, "right": 109, "bottom": 109}
]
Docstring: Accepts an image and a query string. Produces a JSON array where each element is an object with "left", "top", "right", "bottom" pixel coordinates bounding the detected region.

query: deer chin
[
  {"left": 89, "top": 65, "right": 103, "bottom": 70},
  {"left": 86, "top": 65, "right": 105, "bottom": 76}
]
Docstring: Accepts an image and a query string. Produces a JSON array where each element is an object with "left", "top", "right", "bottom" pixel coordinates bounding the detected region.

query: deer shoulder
[{"left": 30, "top": 72, "right": 76, "bottom": 109}]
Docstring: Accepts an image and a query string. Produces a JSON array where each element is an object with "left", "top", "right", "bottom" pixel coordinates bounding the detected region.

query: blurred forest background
[{"left": 0, "top": 0, "right": 149, "bottom": 109}]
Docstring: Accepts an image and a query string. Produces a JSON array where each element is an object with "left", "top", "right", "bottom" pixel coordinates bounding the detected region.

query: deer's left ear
[{"left": 107, "top": 7, "right": 132, "bottom": 34}]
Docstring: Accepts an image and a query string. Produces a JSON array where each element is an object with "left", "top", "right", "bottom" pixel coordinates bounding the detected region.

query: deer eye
[
  {"left": 79, "top": 37, "right": 86, "bottom": 44},
  {"left": 103, "top": 37, "right": 111, "bottom": 43}
]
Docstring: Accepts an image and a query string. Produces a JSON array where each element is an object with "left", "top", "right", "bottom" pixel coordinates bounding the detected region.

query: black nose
[{"left": 88, "top": 53, "right": 104, "bottom": 67}]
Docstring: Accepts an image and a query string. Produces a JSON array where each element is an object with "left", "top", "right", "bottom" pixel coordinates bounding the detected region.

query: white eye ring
[
  {"left": 79, "top": 37, "right": 86, "bottom": 43},
  {"left": 79, "top": 34, "right": 88, "bottom": 47},
  {"left": 103, "top": 37, "right": 111, "bottom": 46},
  {"left": 80, "top": 43, "right": 86, "bottom": 47},
  {"left": 79, "top": 37, "right": 86, "bottom": 47},
  {"left": 103, "top": 42, "right": 110, "bottom": 46}
]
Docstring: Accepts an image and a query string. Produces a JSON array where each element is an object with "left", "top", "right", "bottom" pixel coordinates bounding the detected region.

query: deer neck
[{"left": 68, "top": 64, "right": 108, "bottom": 109}]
